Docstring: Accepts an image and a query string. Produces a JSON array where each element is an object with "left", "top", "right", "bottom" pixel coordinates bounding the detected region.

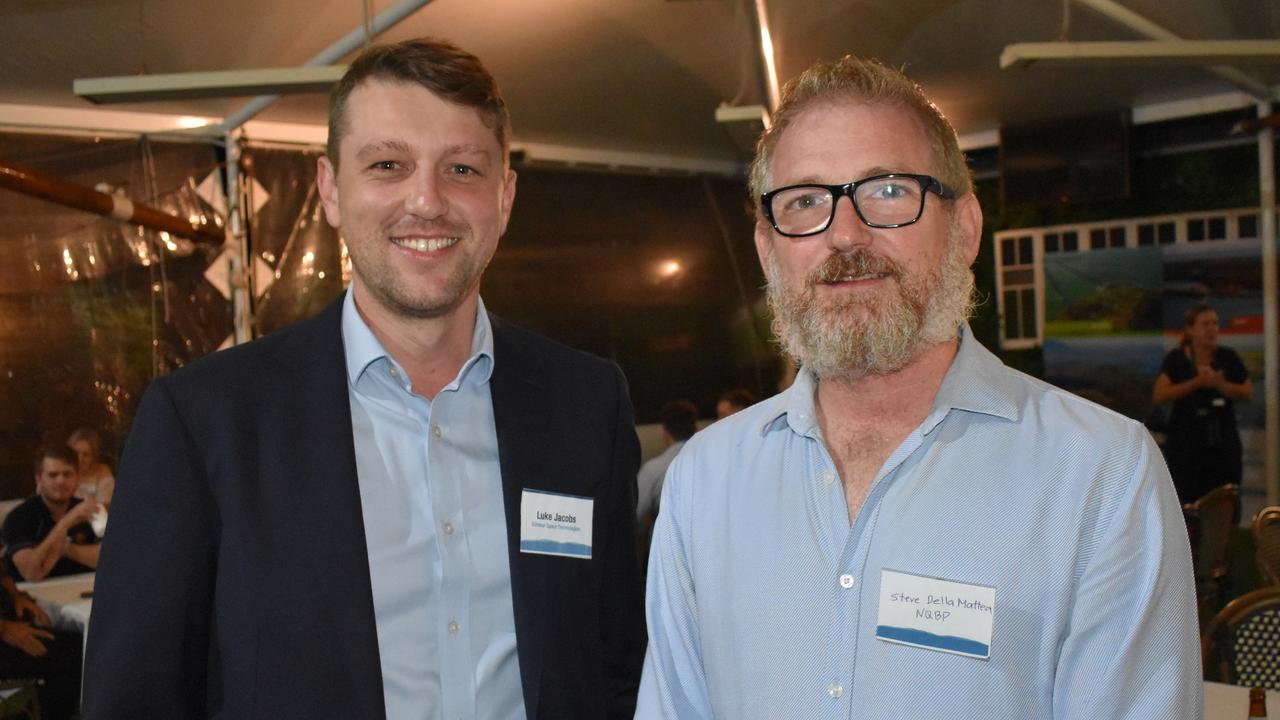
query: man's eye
[
  {"left": 449, "top": 164, "right": 478, "bottom": 176},
  {"left": 787, "top": 192, "right": 828, "bottom": 211},
  {"left": 370, "top": 160, "right": 400, "bottom": 171},
  {"left": 868, "top": 183, "right": 910, "bottom": 200}
]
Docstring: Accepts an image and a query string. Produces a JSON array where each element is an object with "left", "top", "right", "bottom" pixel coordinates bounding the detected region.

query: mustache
[
  {"left": 807, "top": 249, "right": 903, "bottom": 287},
  {"left": 387, "top": 217, "right": 468, "bottom": 237}
]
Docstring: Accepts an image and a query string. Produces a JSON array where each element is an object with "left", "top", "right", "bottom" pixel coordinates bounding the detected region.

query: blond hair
[{"left": 748, "top": 56, "right": 971, "bottom": 215}]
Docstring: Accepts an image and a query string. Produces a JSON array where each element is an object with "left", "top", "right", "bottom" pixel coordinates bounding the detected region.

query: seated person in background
[
  {"left": 637, "top": 400, "right": 699, "bottom": 522},
  {"left": 4, "top": 445, "right": 101, "bottom": 582},
  {"left": 715, "top": 388, "right": 757, "bottom": 419},
  {"left": 68, "top": 426, "right": 115, "bottom": 505},
  {"left": 0, "top": 571, "right": 82, "bottom": 720}
]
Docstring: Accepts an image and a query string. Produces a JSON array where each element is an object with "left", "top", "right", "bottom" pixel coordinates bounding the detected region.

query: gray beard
[{"left": 763, "top": 227, "right": 975, "bottom": 381}]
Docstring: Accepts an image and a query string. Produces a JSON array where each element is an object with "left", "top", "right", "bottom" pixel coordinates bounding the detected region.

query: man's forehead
[
  {"left": 342, "top": 79, "right": 498, "bottom": 146},
  {"left": 771, "top": 100, "right": 932, "bottom": 178},
  {"left": 40, "top": 458, "right": 74, "bottom": 473}
]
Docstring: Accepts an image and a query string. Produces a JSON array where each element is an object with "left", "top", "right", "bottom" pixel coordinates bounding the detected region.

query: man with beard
[
  {"left": 636, "top": 56, "right": 1198, "bottom": 719},
  {"left": 84, "top": 39, "right": 646, "bottom": 719}
]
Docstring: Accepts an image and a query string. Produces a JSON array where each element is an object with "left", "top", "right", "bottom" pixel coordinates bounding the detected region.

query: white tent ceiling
[{"left": 1, "top": 0, "right": 1277, "bottom": 167}]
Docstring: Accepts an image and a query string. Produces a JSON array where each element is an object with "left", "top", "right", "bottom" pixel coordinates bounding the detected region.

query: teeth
[{"left": 395, "top": 236, "right": 459, "bottom": 253}]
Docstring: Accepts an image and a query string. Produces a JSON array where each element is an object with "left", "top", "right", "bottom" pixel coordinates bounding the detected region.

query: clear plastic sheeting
[
  {"left": 245, "top": 146, "right": 346, "bottom": 336},
  {"left": 0, "top": 133, "right": 225, "bottom": 495}
]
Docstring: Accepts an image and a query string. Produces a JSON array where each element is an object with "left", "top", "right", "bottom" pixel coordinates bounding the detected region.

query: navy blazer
[{"left": 82, "top": 297, "right": 646, "bottom": 719}]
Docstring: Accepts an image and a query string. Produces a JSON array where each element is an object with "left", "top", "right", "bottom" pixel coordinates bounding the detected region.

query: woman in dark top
[{"left": 1153, "top": 303, "right": 1253, "bottom": 504}]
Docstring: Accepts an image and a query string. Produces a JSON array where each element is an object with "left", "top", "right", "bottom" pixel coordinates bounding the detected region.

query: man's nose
[
  {"left": 824, "top": 195, "right": 872, "bottom": 253},
  {"left": 405, "top": 172, "right": 447, "bottom": 219}
]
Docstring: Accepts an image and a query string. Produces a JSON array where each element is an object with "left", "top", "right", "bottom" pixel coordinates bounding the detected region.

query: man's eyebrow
[
  {"left": 779, "top": 166, "right": 900, "bottom": 186},
  {"left": 354, "top": 139, "right": 412, "bottom": 162},
  {"left": 445, "top": 144, "right": 494, "bottom": 161}
]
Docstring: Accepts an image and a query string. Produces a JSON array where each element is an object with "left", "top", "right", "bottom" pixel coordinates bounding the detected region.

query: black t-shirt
[
  {"left": 1, "top": 495, "right": 98, "bottom": 581},
  {"left": 1160, "top": 345, "right": 1248, "bottom": 446}
]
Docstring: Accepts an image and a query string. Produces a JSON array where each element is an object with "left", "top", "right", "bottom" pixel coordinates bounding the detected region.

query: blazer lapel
[
  {"left": 271, "top": 298, "right": 386, "bottom": 719},
  {"left": 489, "top": 317, "right": 551, "bottom": 719}
]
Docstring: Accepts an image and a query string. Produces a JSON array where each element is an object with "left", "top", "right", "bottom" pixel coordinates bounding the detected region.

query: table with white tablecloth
[
  {"left": 17, "top": 571, "right": 93, "bottom": 632},
  {"left": 1205, "top": 681, "right": 1279, "bottom": 719}
]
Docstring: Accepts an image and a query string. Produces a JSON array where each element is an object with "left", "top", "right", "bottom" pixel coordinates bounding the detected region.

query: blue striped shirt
[{"left": 637, "top": 326, "right": 1201, "bottom": 719}]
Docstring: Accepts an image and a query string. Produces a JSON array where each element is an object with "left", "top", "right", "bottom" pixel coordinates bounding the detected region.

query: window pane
[
  {"left": 1018, "top": 236, "right": 1033, "bottom": 264},
  {"left": 1138, "top": 224, "right": 1154, "bottom": 246},
  {"left": 1063, "top": 231, "right": 1079, "bottom": 252},
  {"left": 1108, "top": 226, "right": 1125, "bottom": 248},
  {"left": 1208, "top": 217, "right": 1226, "bottom": 240},
  {"left": 1044, "top": 233, "right": 1060, "bottom": 253},
  {"left": 1003, "top": 269, "right": 1034, "bottom": 285},
  {"left": 1004, "top": 290, "right": 1020, "bottom": 339},
  {"left": 1158, "top": 222, "right": 1176, "bottom": 244},
  {"left": 1188, "top": 219, "right": 1205, "bottom": 242},
  {"left": 1090, "top": 229, "right": 1106, "bottom": 249},
  {"left": 1001, "top": 238, "right": 1016, "bottom": 266},
  {"left": 1020, "top": 288, "right": 1037, "bottom": 339},
  {"left": 1240, "top": 214, "right": 1258, "bottom": 239}
]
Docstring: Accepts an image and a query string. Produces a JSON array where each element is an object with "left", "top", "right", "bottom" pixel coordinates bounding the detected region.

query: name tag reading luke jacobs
[
  {"left": 876, "top": 569, "right": 996, "bottom": 660},
  {"left": 519, "top": 489, "right": 594, "bottom": 559}
]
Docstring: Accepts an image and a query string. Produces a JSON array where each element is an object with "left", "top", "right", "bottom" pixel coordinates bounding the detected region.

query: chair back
[
  {"left": 1203, "top": 585, "right": 1280, "bottom": 690},
  {"left": 1254, "top": 506, "right": 1280, "bottom": 586},
  {"left": 1186, "top": 484, "right": 1240, "bottom": 583}
]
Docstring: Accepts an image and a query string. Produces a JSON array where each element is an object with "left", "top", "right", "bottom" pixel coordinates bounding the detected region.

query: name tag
[
  {"left": 519, "top": 489, "right": 593, "bottom": 559},
  {"left": 875, "top": 569, "right": 996, "bottom": 660}
]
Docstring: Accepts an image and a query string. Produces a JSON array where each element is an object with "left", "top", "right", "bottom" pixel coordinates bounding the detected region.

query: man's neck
[
  {"left": 813, "top": 337, "right": 960, "bottom": 522},
  {"left": 352, "top": 283, "right": 479, "bottom": 400},
  {"left": 816, "top": 338, "right": 959, "bottom": 424},
  {"left": 41, "top": 495, "right": 70, "bottom": 522}
]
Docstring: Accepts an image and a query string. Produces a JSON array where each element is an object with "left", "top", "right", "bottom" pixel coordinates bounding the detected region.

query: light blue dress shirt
[
  {"left": 637, "top": 326, "right": 1201, "bottom": 719},
  {"left": 342, "top": 291, "right": 525, "bottom": 720}
]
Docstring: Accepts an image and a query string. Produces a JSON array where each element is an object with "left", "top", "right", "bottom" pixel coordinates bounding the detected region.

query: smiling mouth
[
  {"left": 391, "top": 236, "right": 459, "bottom": 253},
  {"left": 824, "top": 272, "right": 889, "bottom": 284}
]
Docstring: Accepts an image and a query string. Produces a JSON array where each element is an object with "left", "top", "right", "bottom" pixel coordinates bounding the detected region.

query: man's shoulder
[
  {"left": 155, "top": 298, "right": 342, "bottom": 396},
  {"left": 675, "top": 393, "right": 787, "bottom": 465},
  {"left": 490, "top": 314, "right": 620, "bottom": 380},
  {"left": 1, "top": 496, "right": 45, "bottom": 535},
  {"left": 1006, "top": 363, "right": 1139, "bottom": 429},
  {"left": 9, "top": 495, "right": 45, "bottom": 518}
]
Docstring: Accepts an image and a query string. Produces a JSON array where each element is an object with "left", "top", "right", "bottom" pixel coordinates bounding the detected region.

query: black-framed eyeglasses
[{"left": 761, "top": 173, "right": 957, "bottom": 237}]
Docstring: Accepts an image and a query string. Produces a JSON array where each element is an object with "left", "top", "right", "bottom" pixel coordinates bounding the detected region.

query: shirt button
[
  {"left": 828, "top": 682, "right": 843, "bottom": 698},
  {"left": 447, "top": 620, "right": 459, "bottom": 634},
  {"left": 431, "top": 425, "right": 442, "bottom": 438},
  {"left": 388, "top": 366, "right": 400, "bottom": 379},
  {"left": 443, "top": 522, "right": 455, "bottom": 536},
  {"left": 821, "top": 471, "right": 835, "bottom": 485},
  {"left": 839, "top": 574, "right": 855, "bottom": 589}
]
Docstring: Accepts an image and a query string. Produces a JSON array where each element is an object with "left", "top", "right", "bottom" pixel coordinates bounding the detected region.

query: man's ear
[
  {"left": 954, "top": 192, "right": 984, "bottom": 266},
  {"left": 753, "top": 217, "right": 773, "bottom": 270},
  {"left": 316, "top": 155, "right": 342, "bottom": 228},
  {"left": 497, "top": 168, "right": 517, "bottom": 237}
]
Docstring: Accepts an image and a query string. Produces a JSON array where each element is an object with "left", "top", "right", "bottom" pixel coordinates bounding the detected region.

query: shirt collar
[
  {"left": 760, "top": 324, "right": 1020, "bottom": 438},
  {"left": 341, "top": 289, "right": 495, "bottom": 389}
]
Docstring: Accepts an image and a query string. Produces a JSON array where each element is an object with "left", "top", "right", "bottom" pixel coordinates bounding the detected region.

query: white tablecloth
[
  {"left": 17, "top": 571, "right": 94, "bottom": 631},
  {"left": 1205, "top": 681, "right": 1280, "bottom": 719}
]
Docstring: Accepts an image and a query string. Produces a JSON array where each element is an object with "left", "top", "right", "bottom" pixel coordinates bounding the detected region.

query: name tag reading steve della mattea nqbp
[
  {"left": 519, "top": 489, "right": 594, "bottom": 559},
  {"left": 876, "top": 569, "right": 996, "bottom": 660}
]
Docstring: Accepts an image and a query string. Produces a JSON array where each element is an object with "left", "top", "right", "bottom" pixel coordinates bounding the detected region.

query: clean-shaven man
[{"left": 85, "top": 38, "right": 645, "bottom": 719}]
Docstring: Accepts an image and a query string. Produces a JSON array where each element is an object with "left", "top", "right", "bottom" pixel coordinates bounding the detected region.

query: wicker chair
[
  {"left": 1253, "top": 506, "right": 1280, "bottom": 586},
  {"left": 1185, "top": 484, "right": 1240, "bottom": 619},
  {"left": 1203, "top": 585, "right": 1280, "bottom": 690}
]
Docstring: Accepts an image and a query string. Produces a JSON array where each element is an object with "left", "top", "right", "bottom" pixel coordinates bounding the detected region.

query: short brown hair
[
  {"left": 660, "top": 400, "right": 699, "bottom": 442},
  {"left": 35, "top": 444, "right": 78, "bottom": 474},
  {"left": 327, "top": 38, "right": 510, "bottom": 169},
  {"left": 748, "top": 56, "right": 971, "bottom": 215}
]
